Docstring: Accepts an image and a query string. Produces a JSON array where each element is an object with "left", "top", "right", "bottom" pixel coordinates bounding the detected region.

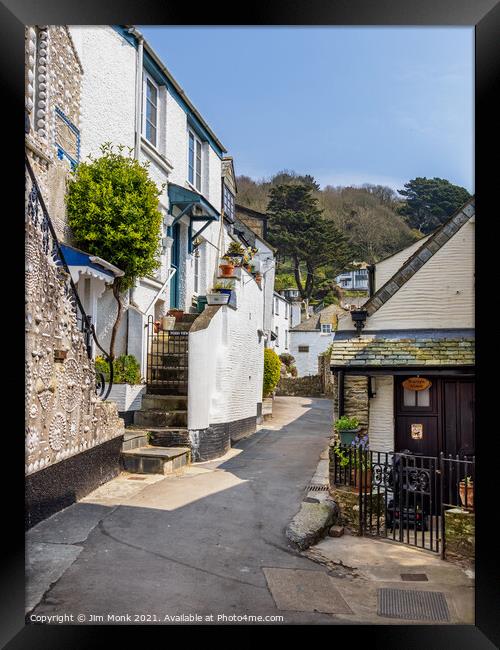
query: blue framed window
[{"left": 54, "top": 107, "right": 80, "bottom": 170}]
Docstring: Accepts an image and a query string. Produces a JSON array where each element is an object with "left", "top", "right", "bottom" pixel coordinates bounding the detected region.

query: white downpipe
[{"left": 128, "top": 27, "right": 144, "bottom": 160}]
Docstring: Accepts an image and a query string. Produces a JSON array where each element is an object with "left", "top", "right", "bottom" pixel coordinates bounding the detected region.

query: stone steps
[
  {"left": 141, "top": 394, "right": 187, "bottom": 410},
  {"left": 134, "top": 408, "right": 187, "bottom": 428},
  {"left": 125, "top": 425, "right": 191, "bottom": 448},
  {"left": 121, "top": 445, "right": 190, "bottom": 475}
]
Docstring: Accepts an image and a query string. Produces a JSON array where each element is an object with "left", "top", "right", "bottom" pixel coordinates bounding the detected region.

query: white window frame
[
  {"left": 320, "top": 324, "right": 332, "bottom": 335},
  {"left": 188, "top": 129, "right": 202, "bottom": 192},
  {"left": 275, "top": 298, "right": 279, "bottom": 315},
  {"left": 275, "top": 327, "right": 279, "bottom": 346},
  {"left": 142, "top": 72, "right": 159, "bottom": 148}
]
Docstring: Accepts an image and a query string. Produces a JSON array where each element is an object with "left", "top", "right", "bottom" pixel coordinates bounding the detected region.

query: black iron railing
[
  {"left": 331, "top": 443, "right": 475, "bottom": 556},
  {"left": 25, "top": 153, "right": 113, "bottom": 400},
  {"left": 146, "top": 315, "right": 189, "bottom": 395}
]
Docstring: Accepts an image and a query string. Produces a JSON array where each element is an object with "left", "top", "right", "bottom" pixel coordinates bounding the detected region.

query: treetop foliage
[{"left": 66, "top": 143, "right": 164, "bottom": 291}]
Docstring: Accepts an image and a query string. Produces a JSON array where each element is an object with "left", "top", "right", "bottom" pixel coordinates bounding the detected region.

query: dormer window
[
  {"left": 321, "top": 324, "right": 332, "bottom": 335},
  {"left": 143, "top": 73, "right": 158, "bottom": 147}
]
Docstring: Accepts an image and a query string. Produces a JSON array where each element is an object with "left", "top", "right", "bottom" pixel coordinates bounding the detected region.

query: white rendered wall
[
  {"left": 367, "top": 376, "right": 394, "bottom": 452},
  {"left": 188, "top": 274, "right": 264, "bottom": 430},
  {"left": 272, "top": 294, "right": 292, "bottom": 353},
  {"left": 289, "top": 330, "right": 334, "bottom": 376}
]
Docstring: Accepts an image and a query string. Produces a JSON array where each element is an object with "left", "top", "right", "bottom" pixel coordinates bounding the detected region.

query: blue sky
[{"left": 140, "top": 27, "right": 474, "bottom": 193}]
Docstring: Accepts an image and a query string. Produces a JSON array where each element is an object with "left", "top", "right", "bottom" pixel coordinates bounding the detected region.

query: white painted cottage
[
  {"left": 289, "top": 304, "right": 348, "bottom": 376},
  {"left": 67, "top": 25, "right": 267, "bottom": 459},
  {"left": 330, "top": 198, "right": 475, "bottom": 458}
]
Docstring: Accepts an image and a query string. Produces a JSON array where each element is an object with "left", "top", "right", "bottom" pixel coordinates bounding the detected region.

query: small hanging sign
[
  {"left": 402, "top": 377, "right": 432, "bottom": 391},
  {"left": 411, "top": 423, "right": 424, "bottom": 440}
]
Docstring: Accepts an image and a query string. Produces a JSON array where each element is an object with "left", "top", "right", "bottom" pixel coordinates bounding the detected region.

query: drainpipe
[{"left": 127, "top": 26, "right": 144, "bottom": 160}]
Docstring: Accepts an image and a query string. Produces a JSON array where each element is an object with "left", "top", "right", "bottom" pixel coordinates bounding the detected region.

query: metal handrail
[{"left": 25, "top": 152, "right": 114, "bottom": 400}]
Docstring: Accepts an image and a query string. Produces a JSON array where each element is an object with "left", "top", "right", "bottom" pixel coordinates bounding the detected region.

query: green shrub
[
  {"left": 334, "top": 415, "right": 359, "bottom": 431},
  {"left": 95, "top": 354, "right": 142, "bottom": 385},
  {"left": 263, "top": 348, "right": 281, "bottom": 397}
]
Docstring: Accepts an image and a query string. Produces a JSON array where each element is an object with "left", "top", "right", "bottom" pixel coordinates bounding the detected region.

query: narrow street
[{"left": 27, "top": 397, "right": 338, "bottom": 624}]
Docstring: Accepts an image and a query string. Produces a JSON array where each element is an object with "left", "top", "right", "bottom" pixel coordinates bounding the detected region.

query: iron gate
[
  {"left": 332, "top": 444, "right": 475, "bottom": 556},
  {"left": 146, "top": 315, "right": 189, "bottom": 395}
]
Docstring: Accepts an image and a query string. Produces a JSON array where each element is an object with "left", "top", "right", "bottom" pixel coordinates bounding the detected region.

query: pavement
[{"left": 26, "top": 396, "right": 474, "bottom": 625}]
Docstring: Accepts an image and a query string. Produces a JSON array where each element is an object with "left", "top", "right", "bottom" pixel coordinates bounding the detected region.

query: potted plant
[
  {"left": 215, "top": 279, "right": 234, "bottom": 296},
  {"left": 254, "top": 271, "right": 262, "bottom": 286},
  {"left": 333, "top": 435, "right": 371, "bottom": 493},
  {"left": 167, "top": 308, "right": 184, "bottom": 322},
  {"left": 95, "top": 354, "right": 145, "bottom": 423},
  {"left": 206, "top": 285, "right": 230, "bottom": 305},
  {"left": 226, "top": 241, "right": 245, "bottom": 266},
  {"left": 161, "top": 315, "right": 176, "bottom": 330},
  {"left": 459, "top": 476, "right": 474, "bottom": 509},
  {"left": 334, "top": 415, "right": 361, "bottom": 445},
  {"left": 219, "top": 255, "right": 235, "bottom": 277}
]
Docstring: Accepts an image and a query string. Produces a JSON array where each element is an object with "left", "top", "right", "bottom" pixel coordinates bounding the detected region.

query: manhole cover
[
  {"left": 377, "top": 588, "right": 450, "bottom": 621},
  {"left": 401, "top": 573, "right": 428, "bottom": 582}
]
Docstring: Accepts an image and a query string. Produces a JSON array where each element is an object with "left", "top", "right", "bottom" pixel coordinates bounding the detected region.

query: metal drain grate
[
  {"left": 401, "top": 573, "right": 428, "bottom": 582},
  {"left": 307, "top": 484, "right": 329, "bottom": 492},
  {"left": 377, "top": 588, "right": 450, "bottom": 621}
]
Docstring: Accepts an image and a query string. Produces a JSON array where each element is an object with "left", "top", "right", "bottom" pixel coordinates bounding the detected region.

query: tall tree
[
  {"left": 66, "top": 143, "right": 163, "bottom": 359},
  {"left": 267, "top": 183, "right": 352, "bottom": 310},
  {"left": 397, "top": 177, "right": 471, "bottom": 234}
]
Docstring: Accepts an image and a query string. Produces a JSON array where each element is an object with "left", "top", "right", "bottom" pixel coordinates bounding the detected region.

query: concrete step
[
  {"left": 134, "top": 408, "right": 188, "bottom": 428},
  {"left": 121, "top": 446, "right": 190, "bottom": 475},
  {"left": 141, "top": 394, "right": 187, "bottom": 410},
  {"left": 122, "top": 430, "right": 149, "bottom": 450},
  {"left": 126, "top": 425, "right": 191, "bottom": 448}
]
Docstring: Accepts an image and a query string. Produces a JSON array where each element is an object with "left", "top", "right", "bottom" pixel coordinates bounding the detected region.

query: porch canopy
[
  {"left": 59, "top": 244, "right": 124, "bottom": 285},
  {"left": 330, "top": 329, "right": 475, "bottom": 376},
  {"left": 167, "top": 183, "right": 220, "bottom": 252}
]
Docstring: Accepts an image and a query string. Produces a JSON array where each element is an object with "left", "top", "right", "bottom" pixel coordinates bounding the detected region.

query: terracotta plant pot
[
  {"left": 219, "top": 263, "right": 235, "bottom": 277},
  {"left": 167, "top": 309, "right": 184, "bottom": 322},
  {"left": 351, "top": 468, "right": 372, "bottom": 494},
  {"left": 459, "top": 482, "right": 474, "bottom": 509}
]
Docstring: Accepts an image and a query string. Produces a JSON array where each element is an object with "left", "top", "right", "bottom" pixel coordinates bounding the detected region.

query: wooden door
[
  {"left": 442, "top": 379, "right": 475, "bottom": 456},
  {"left": 395, "top": 377, "right": 440, "bottom": 456}
]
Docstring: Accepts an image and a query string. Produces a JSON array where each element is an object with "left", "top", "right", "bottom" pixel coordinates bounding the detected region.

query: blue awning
[
  {"left": 167, "top": 183, "right": 220, "bottom": 221},
  {"left": 59, "top": 244, "right": 123, "bottom": 284}
]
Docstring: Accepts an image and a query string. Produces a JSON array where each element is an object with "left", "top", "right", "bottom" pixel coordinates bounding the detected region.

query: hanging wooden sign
[{"left": 402, "top": 377, "right": 432, "bottom": 391}]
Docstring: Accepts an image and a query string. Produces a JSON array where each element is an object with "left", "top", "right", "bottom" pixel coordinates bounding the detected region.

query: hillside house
[
  {"left": 290, "top": 304, "right": 348, "bottom": 377},
  {"left": 330, "top": 198, "right": 475, "bottom": 457}
]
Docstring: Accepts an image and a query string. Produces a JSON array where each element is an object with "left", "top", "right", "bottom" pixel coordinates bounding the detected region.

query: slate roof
[
  {"left": 363, "top": 197, "right": 475, "bottom": 317},
  {"left": 291, "top": 304, "right": 348, "bottom": 332},
  {"left": 330, "top": 330, "right": 475, "bottom": 368}
]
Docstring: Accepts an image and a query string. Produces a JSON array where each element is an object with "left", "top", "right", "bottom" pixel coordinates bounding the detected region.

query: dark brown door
[
  {"left": 395, "top": 377, "right": 439, "bottom": 456},
  {"left": 443, "top": 379, "right": 475, "bottom": 456}
]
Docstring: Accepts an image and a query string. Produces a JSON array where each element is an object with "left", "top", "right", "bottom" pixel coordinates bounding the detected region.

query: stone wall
[
  {"left": 25, "top": 26, "right": 83, "bottom": 243},
  {"left": 332, "top": 374, "right": 369, "bottom": 435},
  {"left": 444, "top": 508, "right": 475, "bottom": 561},
  {"left": 275, "top": 375, "right": 323, "bottom": 397},
  {"left": 318, "top": 353, "right": 334, "bottom": 396}
]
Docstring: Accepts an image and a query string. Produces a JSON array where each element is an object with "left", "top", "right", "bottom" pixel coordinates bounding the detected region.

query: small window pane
[
  {"left": 195, "top": 140, "right": 202, "bottom": 190},
  {"left": 403, "top": 388, "right": 416, "bottom": 406},
  {"left": 188, "top": 133, "right": 194, "bottom": 184},
  {"left": 417, "top": 387, "right": 430, "bottom": 407}
]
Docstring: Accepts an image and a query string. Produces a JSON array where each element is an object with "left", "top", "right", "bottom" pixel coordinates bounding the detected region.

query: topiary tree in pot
[{"left": 66, "top": 143, "right": 163, "bottom": 359}]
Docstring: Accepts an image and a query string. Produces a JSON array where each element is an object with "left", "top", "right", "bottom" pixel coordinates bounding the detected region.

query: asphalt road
[{"left": 28, "top": 397, "right": 336, "bottom": 625}]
